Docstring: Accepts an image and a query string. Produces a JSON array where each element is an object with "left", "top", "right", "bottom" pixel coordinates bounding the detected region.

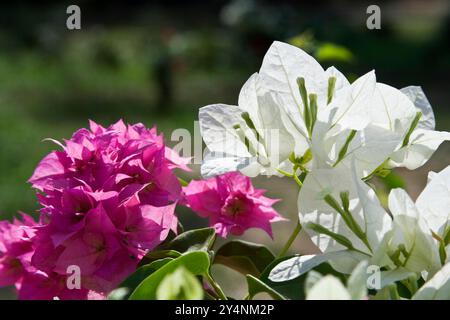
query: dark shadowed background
[{"left": 0, "top": 0, "right": 449, "bottom": 298}]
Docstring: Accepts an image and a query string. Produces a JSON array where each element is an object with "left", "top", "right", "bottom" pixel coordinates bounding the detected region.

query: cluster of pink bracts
[{"left": 0, "top": 120, "right": 282, "bottom": 299}]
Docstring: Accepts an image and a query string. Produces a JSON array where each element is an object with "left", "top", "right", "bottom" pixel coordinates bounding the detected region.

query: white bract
[
  {"left": 197, "top": 39, "right": 450, "bottom": 299},
  {"left": 305, "top": 261, "right": 369, "bottom": 300},
  {"left": 297, "top": 162, "right": 391, "bottom": 263},
  {"left": 270, "top": 164, "right": 450, "bottom": 285},
  {"left": 390, "top": 86, "right": 450, "bottom": 170},
  {"left": 199, "top": 73, "right": 302, "bottom": 177},
  {"left": 371, "top": 188, "right": 441, "bottom": 275},
  {"left": 199, "top": 41, "right": 446, "bottom": 180},
  {"left": 306, "top": 275, "right": 351, "bottom": 300},
  {"left": 415, "top": 165, "right": 450, "bottom": 238},
  {"left": 412, "top": 262, "right": 450, "bottom": 300}
]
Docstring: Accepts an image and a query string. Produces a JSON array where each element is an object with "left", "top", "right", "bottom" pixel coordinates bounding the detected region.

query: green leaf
[
  {"left": 129, "top": 251, "right": 210, "bottom": 300},
  {"left": 108, "top": 258, "right": 174, "bottom": 300},
  {"left": 156, "top": 267, "right": 203, "bottom": 300},
  {"left": 246, "top": 275, "right": 286, "bottom": 300},
  {"left": 315, "top": 43, "right": 354, "bottom": 63},
  {"left": 162, "top": 227, "right": 216, "bottom": 253},
  {"left": 214, "top": 240, "right": 275, "bottom": 277},
  {"left": 140, "top": 250, "right": 181, "bottom": 266}
]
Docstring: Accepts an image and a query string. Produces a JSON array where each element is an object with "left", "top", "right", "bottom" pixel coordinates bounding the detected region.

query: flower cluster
[
  {"left": 0, "top": 215, "right": 35, "bottom": 289},
  {"left": 1, "top": 40, "right": 449, "bottom": 300},
  {"left": 199, "top": 41, "right": 450, "bottom": 298},
  {"left": 184, "top": 172, "right": 284, "bottom": 238},
  {"left": 200, "top": 42, "right": 450, "bottom": 180},
  {"left": 1, "top": 120, "right": 189, "bottom": 298}
]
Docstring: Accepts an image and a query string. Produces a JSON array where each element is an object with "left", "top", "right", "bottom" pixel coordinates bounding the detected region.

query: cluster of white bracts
[{"left": 199, "top": 41, "right": 450, "bottom": 299}]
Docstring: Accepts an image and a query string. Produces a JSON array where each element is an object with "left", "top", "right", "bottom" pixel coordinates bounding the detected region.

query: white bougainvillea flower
[
  {"left": 269, "top": 164, "right": 449, "bottom": 283},
  {"left": 268, "top": 251, "right": 368, "bottom": 283},
  {"left": 390, "top": 86, "right": 450, "bottom": 170},
  {"left": 415, "top": 165, "right": 450, "bottom": 238},
  {"left": 297, "top": 161, "right": 391, "bottom": 258},
  {"left": 371, "top": 188, "right": 441, "bottom": 275},
  {"left": 312, "top": 81, "right": 421, "bottom": 178},
  {"left": 199, "top": 41, "right": 350, "bottom": 178},
  {"left": 257, "top": 41, "right": 424, "bottom": 177},
  {"left": 370, "top": 166, "right": 450, "bottom": 277},
  {"left": 199, "top": 73, "right": 305, "bottom": 177},
  {"left": 305, "top": 261, "right": 370, "bottom": 300},
  {"left": 200, "top": 41, "right": 423, "bottom": 179},
  {"left": 306, "top": 166, "right": 443, "bottom": 276},
  {"left": 269, "top": 161, "right": 391, "bottom": 280},
  {"left": 258, "top": 41, "right": 350, "bottom": 137},
  {"left": 306, "top": 275, "right": 351, "bottom": 300},
  {"left": 412, "top": 262, "right": 450, "bottom": 300}
]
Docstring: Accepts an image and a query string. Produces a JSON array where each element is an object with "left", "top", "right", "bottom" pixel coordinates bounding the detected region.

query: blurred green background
[{"left": 0, "top": 0, "right": 449, "bottom": 298}]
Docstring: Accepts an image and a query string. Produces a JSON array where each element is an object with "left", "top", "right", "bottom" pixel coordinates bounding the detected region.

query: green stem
[
  {"left": 276, "top": 168, "right": 293, "bottom": 178},
  {"left": 178, "top": 177, "right": 189, "bottom": 187},
  {"left": 278, "top": 221, "right": 302, "bottom": 258},
  {"left": 407, "top": 275, "right": 418, "bottom": 296},
  {"left": 205, "top": 273, "right": 227, "bottom": 300},
  {"left": 389, "top": 284, "right": 401, "bottom": 300},
  {"left": 293, "top": 172, "right": 303, "bottom": 187}
]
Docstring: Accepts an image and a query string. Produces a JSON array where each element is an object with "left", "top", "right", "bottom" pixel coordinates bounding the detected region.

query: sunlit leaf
[
  {"left": 129, "top": 251, "right": 210, "bottom": 300},
  {"left": 156, "top": 267, "right": 203, "bottom": 300}
]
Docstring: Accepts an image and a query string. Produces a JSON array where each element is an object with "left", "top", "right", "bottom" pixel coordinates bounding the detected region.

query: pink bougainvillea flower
[
  {"left": 112, "top": 197, "right": 178, "bottom": 257},
  {"left": 18, "top": 270, "right": 103, "bottom": 300},
  {"left": 30, "top": 121, "right": 189, "bottom": 198},
  {"left": 0, "top": 120, "right": 188, "bottom": 299},
  {"left": 0, "top": 214, "right": 36, "bottom": 287},
  {"left": 29, "top": 192, "right": 178, "bottom": 295},
  {"left": 30, "top": 198, "right": 178, "bottom": 294},
  {"left": 183, "top": 172, "right": 285, "bottom": 238}
]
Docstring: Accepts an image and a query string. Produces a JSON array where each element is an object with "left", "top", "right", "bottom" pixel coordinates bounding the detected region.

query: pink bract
[
  {"left": 183, "top": 172, "right": 285, "bottom": 238},
  {"left": 0, "top": 214, "right": 36, "bottom": 288},
  {"left": 0, "top": 120, "right": 188, "bottom": 299}
]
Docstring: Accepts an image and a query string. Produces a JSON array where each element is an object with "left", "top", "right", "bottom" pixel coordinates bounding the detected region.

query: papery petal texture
[{"left": 184, "top": 172, "right": 284, "bottom": 238}]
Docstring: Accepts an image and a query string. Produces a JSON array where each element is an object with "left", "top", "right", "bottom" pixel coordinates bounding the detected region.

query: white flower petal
[
  {"left": 268, "top": 250, "right": 365, "bottom": 282},
  {"left": 238, "top": 73, "right": 263, "bottom": 132},
  {"left": 199, "top": 103, "right": 250, "bottom": 157},
  {"left": 255, "top": 90, "right": 308, "bottom": 164},
  {"left": 370, "top": 83, "right": 417, "bottom": 133},
  {"left": 388, "top": 188, "right": 420, "bottom": 219},
  {"left": 200, "top": 150, "right": 255, "bottom": 178},
  {"left": 389, "top": 129, "right": 450, "bottom": 170},
  {"left": 306, "top": 275, "right": 351, "bottom": 300},
  {"left": 401, "top": 86, "right": 435, "bottom": 130},
  {"left": 379, "top": 268, "right": 415, "bottom": 289},
  {"left": 258, "top": 41, "right": 327, "bottom": 132},
  {"left": 412, "top": 262, "right": 450, "bottom": 300},
  {"left": 347, "top": 260, "right": 369, "bottom": 300},
  {"left": 415, "top": 165, "right": 450, "bottom": 236},
  {"left": 388, "top": 188, "right": 441, "bottom": 274},
  {"left": 298, "top": 164, "right": 391, "bottom": 254},
  {"left": 324, "top": 66, "right": 350, "bottom": 91},
  {"left": 324, "top": 71, "right": 377, "bottom": 131}
]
